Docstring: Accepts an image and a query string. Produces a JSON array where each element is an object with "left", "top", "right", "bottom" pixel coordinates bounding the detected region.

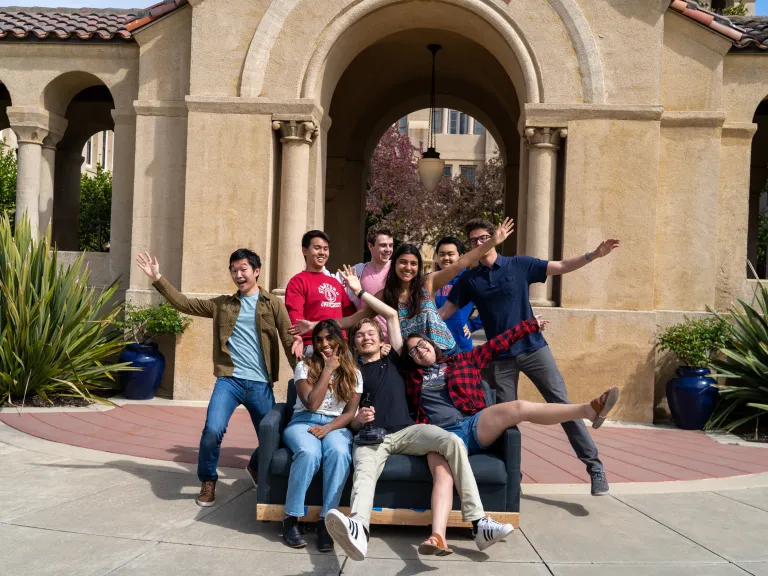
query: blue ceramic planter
[
  {"left": 119, "top": 343, "right": 166, "bottom": 400},
  {"left": 666, "top": 367, "right": 718, "bottom": 430}
]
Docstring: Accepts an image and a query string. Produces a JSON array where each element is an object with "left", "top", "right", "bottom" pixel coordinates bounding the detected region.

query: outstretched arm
[
  {"left": 471, "top": 318, "right": 543, "bottom": 370},
  {"left": 136, "top": 252, "right": 215, "bottom": 318},
  {"left": 547, "top": 239, "right": 620, "bottom": 276},
  {"left": 438, "top": 301, "right": 459, "bottom": 322},
  {"left": 427, "top": 218, "right": 514, "bottom": 293},
  {"left": 339, "top": 264, "right": 403, "bottom": 354}
]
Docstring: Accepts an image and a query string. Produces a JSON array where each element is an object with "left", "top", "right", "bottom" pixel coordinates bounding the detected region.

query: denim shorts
[{"left": 443, "top": 411, "right": 488, "bottom": 455}]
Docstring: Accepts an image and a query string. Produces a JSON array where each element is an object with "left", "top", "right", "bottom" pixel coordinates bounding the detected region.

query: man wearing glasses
[{"left": 439, "top": 218, "right": 620, "bottom": 496}]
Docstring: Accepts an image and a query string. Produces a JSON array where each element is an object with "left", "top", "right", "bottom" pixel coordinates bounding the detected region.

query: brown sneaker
[
  {"left": 196, "top": 480, "right": 216, "bottom": 507},
  {"left": 590, "top": 387, "right": 619, "bottom": 429},
  {"left": 246, "top": 464, "right": 258, "bottom": 489}
]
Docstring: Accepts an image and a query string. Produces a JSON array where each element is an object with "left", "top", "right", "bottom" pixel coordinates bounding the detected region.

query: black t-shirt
[{"left": 359, "top": 351, "right": 415, "bottom": 434}]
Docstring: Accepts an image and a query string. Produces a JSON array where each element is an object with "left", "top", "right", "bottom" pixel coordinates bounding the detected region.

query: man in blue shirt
[
  {"left": 431, "top": 236, "right": 483, "bottom": 353},
  {"left": 440, "top": 218, "right": 619, "bottom": 496}
]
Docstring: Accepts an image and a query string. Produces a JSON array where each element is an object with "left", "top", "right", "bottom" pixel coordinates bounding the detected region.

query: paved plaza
[{"left": 1, "top": 404, "right": 767, "bottom": 575}]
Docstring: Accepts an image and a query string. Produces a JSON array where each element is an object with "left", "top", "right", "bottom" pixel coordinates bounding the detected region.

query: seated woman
[
  {"left": 282, "top": 320, "right": 362, "bottom": 552},
  {"left": 293, "top": 219, "right": 514, "bottom": 355},
  {"left": 401, "top": 318, "right": 619, "bottom": 457}
]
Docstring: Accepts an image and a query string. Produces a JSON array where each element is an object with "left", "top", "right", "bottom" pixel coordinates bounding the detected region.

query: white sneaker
[
  {"left": 324, "top": 509, "right": 368, "bottom": 561},
  {"left": 474, "top": 516, "right": 514, "bottom": 551}
]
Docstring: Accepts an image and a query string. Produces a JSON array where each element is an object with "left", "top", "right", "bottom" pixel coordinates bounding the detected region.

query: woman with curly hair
[{"left": 282, "top": 320, "right": 363, "bottom": 552}]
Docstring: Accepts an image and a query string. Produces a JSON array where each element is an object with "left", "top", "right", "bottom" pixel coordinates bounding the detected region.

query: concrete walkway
[{"left": 1, "top": 420, "right": 768, "bottom": 575}]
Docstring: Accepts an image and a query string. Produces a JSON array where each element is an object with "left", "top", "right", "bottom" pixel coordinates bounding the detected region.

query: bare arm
[
  {"left": 546, "top": 239, "right": 620, "bottom": 276},
  {"left": 427, "top": 217, "right": 514, "bottom": 294},
  {"left": 438, "top": 301, "right": 459, "bottom": 321}
]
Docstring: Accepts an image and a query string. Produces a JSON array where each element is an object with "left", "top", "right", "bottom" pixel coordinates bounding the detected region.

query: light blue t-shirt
[{"left": 227, "top": 292, "right": 270, "bottom": 383}]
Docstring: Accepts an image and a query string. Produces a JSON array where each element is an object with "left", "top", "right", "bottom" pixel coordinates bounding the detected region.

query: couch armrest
[
  {"left": 257, "top": 402, "right": 288, "bottom": 504},
  {"left": 501, "top": 426, "right": 521, "bottom": 513}
]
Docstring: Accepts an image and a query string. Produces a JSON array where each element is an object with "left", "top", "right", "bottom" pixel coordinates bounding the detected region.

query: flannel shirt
[{"left": 405, "top": 318, "right": 541, "bottom": 424}]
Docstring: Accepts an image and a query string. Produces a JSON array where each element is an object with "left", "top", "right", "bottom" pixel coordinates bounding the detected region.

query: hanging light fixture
[{"left": 417, "top": 44, "right": 445, "bottom": 193}]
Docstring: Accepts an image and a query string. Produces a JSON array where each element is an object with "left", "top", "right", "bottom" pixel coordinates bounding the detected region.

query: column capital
[
  {"left": 112, "top": 107, "right": 138, "bottom": 125},
  {"left": 524, "top": 127, "right": 567, "bottom": 150},
  {"left": 7, "top": 106, "right": 67, "bottom": 146},
  {"left": 272, "top": 119, "right": 318, "bottom": 144}
]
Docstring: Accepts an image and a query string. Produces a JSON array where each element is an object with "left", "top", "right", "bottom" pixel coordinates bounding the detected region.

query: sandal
[{"left": 418, "top": 533, "right": 453, "bottom": 556}]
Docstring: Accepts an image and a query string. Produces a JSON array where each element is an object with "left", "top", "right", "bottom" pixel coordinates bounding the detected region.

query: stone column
[
  {"left": 524, "top": 127, "right": 567, "bottom": 307},
  {"left": 13, "top": 127, "right": 48, "bottom": 237},
  {"left": 110, "top": 108, "right": 137, "bottom": 295},
  {"left": 39, "top": 127, "right": 67, "bottom": 235},
  {"left": 272, "top": 119, "right": 318, "bottom": 294},
  {"left": 53, "top": 150, "right": 85, "bottom": 251}
]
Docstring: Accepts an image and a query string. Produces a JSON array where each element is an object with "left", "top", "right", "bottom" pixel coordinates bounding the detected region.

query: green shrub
[
  {"left": 78, "top": 165, "right": 112, "bottom": 252},
  {"left": 707, "top": 280, "right": 768, "bottom": 431},
  {"left": 119, "top": 302, "right": 191, "bottom": 345},
  {"left": 657, "top": 316, "right": 729, "bottom": 368},
  {"left": 0, "top": 213, "right": 131, "bottom": 406},
  {"left": 0, "top": 142, "right": 16, "bottom": 229}
]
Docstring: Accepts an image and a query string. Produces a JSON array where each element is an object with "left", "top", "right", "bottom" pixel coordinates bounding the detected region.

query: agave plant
[
  {"left": 706, "top": 273, "right": 768, "bottom": 431},
  {"left": 0, "top": 213, "right": 132, "bottom": 406}
]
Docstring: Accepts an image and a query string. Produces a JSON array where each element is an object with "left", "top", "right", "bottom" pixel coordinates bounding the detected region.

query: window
[
  {"left": 85, "top": 137, "right": 92, "bottom": 165},
  {"left": 460, "top": 165, "right": 476, "bottom": 184},
  {"left": 473, "top": 121, "right": 485, "bottom": 136},
  {"left": 398, "top": 116, "right": 408, "bottom": 134},
  {"left": 443, "top": 165, "right": 452, "bottom": 177},
  {"left": 449, "top": 110, "right": 469, "bottom": 134},
  {"left": 101, "top": 131, "right": 108, "bottom": 169},
  {"left": 432, "top": 109, "right": 443, "bottom": 134}
]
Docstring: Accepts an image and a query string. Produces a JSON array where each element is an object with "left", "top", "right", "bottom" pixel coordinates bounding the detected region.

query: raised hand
[
  {"left": 323, "top": 347, "right": 341, "bottom": 372},
  {"left": 339, "top": 264, "right": 362, "bottom": 295},
  {"left": 463, "top": 325, "right": 471, "bottom": 338},
  {"left": 593, "top": 239, "right": 620, "bottom": 259},
  {"left": 136, "top": 251, "right": 161, "bottom": 281},
  {"left": 491, "top": 217, "right": 515, "bottom": 246},
  {"left": 289, "top": 319, "right": 316, "bottom": 336}
]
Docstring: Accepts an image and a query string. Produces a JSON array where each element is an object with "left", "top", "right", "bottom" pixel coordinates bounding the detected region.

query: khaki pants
[{"left": 349, "top": 424, "right": 485, "bottom": 528}]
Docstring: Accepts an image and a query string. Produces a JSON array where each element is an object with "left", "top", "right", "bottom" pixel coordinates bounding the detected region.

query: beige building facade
[{"left": 1, "top": 0, "right": 768, "bottom": 421}]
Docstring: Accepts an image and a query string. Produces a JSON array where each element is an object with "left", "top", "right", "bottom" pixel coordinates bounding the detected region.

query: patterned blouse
[{"left": 398, "top": 289, "right": 457, "bottom": 351}]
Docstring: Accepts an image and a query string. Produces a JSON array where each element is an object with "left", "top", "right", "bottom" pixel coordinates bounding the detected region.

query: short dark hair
[
  {"left": 403, "top": 332, "right": 445, "bottom": 372},
  {"left": 302, "top": 230, "right": 330, "bottom": 249},
  {"left": 229, "top": 248, "right": 261, "bottom": 271},
  {"left": 436, "top": 235, "right": 464, "bottom": 255},
  {"left": 366, "top": 227, "right": 393, "bottom": 247},
  {"left": 465, "top": 218, "right": 495, "bottom": 239}
]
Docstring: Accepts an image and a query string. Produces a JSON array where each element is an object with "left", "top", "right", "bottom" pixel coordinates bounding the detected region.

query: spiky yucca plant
[
  {"left": 706, "top": 274, "right": 768, "bottom": 432},
  {"left": 0, "top": 213, "right": 131, "bottom": 406}
]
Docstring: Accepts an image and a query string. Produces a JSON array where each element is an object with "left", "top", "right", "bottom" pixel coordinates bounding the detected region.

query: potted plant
[
  {"left": 117, "top": 303, "right": 192, "bottom": 400},
  {"left": 657, "top": 316, "right": 728, "bottom": 430}
]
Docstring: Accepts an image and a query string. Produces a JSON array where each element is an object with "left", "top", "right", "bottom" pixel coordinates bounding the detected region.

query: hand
[
  {"left": 354, "top": 406, "right": 375, "bottom": 428},
  {"left": 289, "top": 319, "right": 316, "bottom": 336},
  {"left": 308, "top": 425, "right": 332, "bottom": 439},
  {"left": 136, "top": 251, "right": 161, "bottom": 281},
  {"left": 381, "top": 344, "right": 391, "bottom": 357},
  {"left": 491, "top": 217, "right": 515, "bottom": 246},
  {"left": 534, "top": 315, "right": 551, "bottom": 331},
  {"left": 323, "top": 347, "right": 341, "bottom": 372},
  {"left": 339, "top": 264, "right": 362, "bottom": 295},
  {"left": 592, "top": 239, "right": 620, "bottom": 259},
  {"left": 463, "top": 325, "right": 471, "bottom": 338},
  {"left": 291, "top": 336, "right": 304, "bottom": 360}
]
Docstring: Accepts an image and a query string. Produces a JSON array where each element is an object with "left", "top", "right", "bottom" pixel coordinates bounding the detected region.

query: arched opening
[
  {"left": 0, "top": 82, "right": 14, "bottom": 225},
  {"left": 322, "top": 27, "right": 524, "bottom": 271},
  {"left": 747, "top": 99, "right": 768, "bottom": 279}
]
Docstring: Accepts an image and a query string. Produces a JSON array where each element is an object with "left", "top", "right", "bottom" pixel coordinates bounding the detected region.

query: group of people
[{"left": 135, "top": 216, "right": 620, "bottom": 560}]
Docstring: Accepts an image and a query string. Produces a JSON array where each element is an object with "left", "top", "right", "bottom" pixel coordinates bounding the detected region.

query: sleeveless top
[{"left": 398, "top": 289, "right": 457, "bottom": 351}]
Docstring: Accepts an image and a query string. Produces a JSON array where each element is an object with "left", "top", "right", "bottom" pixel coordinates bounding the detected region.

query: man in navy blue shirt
[{"left": 440, "top": 218, "right": 619, "bottom": 496}]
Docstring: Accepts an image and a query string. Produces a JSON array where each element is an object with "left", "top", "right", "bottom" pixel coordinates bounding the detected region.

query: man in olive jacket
[{"left": 136, "top": 248, "right": 300, "bottom": 507}]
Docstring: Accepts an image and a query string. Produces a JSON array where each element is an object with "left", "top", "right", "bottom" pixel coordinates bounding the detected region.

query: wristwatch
[
  {"left": 585, "top": 251, "right": 592, "bottom": 262},
  {"left": 357, "top": 289, "right": 366, "bottom": 299}
]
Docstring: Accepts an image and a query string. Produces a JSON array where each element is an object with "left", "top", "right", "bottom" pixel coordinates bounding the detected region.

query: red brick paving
[{"left": 2, "top": 406, "right": 768, "bottom": 484}]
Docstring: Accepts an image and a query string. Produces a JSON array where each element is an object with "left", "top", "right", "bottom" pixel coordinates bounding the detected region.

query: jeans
[
  {"left": 481, "top": 345, "right": 603, "bottom": 473},
  {"left": 444, "top": 412, "right": 487, "bottom": 455},
  {"left": 198, "top": 376, "right": 275, "bottom": 482},
  {"left": 283, "top": 411, "right": 353, "bottom": 518}
]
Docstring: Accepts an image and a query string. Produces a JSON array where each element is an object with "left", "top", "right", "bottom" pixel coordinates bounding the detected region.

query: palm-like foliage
[
  {"left": 706, "top": 276, "right": 768, "bottom": 431},
  {"left": 0, "top": 213, "right": 131, "bottom": 406}
]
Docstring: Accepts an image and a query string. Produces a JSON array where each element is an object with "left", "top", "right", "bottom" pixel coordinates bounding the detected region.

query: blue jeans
[
  {"left": 282, "top": 411, "right": 353, "bottom": 518},
  {"left": 198, "top": 376, "right": 275, "bottom": 482},
  {"left": 444, "top": 411, "right": 488, "bottom": 455}
]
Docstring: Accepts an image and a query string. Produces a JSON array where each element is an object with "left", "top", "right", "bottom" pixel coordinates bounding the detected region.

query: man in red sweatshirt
[{"left": 285, "top": 230, "right": 356, "bottom": 355}]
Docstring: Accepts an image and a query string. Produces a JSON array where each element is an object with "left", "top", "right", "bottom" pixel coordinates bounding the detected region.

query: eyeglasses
[
  {"left": 408, "top": 339, "right": 429, "bottom": 357},
  {"left": 468, "top": 235, "right": 492, "bottom": 246}
]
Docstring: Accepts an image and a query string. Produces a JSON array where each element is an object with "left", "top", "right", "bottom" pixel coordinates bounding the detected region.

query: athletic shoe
[
  {"left": 591, "top": 468, "right": 610, "bottom": 496},
  {"left": 590, "top": 386, "right": 620, "bottom": 429},
  {"left": 473, "top": 516, "right": 514, "bottom": 551},
  {"left": 324, "top": 509, "right": 367, "bottom": 561},
  {"left": 195, "top": 480, "right": 216, "bottom": 507}
]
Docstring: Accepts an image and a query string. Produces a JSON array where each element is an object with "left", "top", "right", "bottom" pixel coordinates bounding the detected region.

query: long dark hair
[
  {"left": 382, "top": 243, "right": 425, "bottom": 319},
  {"left": 305, "top": 320, "right": 358, "bottom": 403}
]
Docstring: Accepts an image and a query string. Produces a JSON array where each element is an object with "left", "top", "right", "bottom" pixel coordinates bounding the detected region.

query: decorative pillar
[
  {"left": 272, "top": 119, "right": 318, "bottom": 294},
  {"left": 38, "top": 123, "right": 66, "bottom": 234},
  {"left": 53, "top": 150, "right": 85, "bottom": 251},
  {"left": 13, "top": 127, "right": 48, "bottom": 237},
  {"left": 441, "top": 108, "right": 449, "bottom": 134},
  {"left": 110, "top": 108, "right": 137, "bottom": 294},
  {"left": 524, "top": 127, "right": 567, "bottom": 307}
]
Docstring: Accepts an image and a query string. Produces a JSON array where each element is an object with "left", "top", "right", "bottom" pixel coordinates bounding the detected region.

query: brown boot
[
  {"left": 196, "top": 480, "right": 216, "bottom": 507},
  {"left": 590, "top": 387, "right": 619, "bottom": 429}
]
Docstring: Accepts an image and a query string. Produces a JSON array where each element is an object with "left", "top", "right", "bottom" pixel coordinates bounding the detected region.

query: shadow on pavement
[{"left": 522, "top": 494, "right": 589, "bottom": 516}]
